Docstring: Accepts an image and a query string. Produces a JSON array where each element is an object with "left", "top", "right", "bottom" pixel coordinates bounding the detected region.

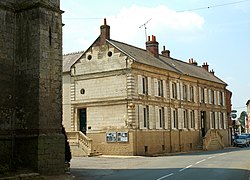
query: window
[
  {"left": 172, "top": 82, "right": 177, "bottom": 99},
  {"left": 190, "top": 86, "right": 194, "bottom": 102},
  {"left": 211, "top": 90, "right": 214, "bottom": 104},
  {"left": 183, "top": 110, "right": 187, "bottom": 128},
  {"left": 158, "top": 80, "right": 163, "bottom": 97},
  {"left": 200, "top": 87, "right": 205, "bottom": 103},
  {"left": 211, "top": 112, "right": 216, "bottom": 129},
  {"left": 221, "top": 112, "right": 224, "bottom": 129},
  {"left": 190, "top": 110, "right": 195, "bottom": 129},
  {"left": 142, "top": 76, "right": 148, "bottom": 95},
  {"left": 143, "top": 106, "right": 149, "bottom": 128},
  {"left": 183, "top": 85, "right": 187, "bottom": 101},
  {"left": 159, "top": 107, "right": 164, "bottom": 128},
  {"left": 220, "top": 91, "right": 224, "bottom": 106},
  {"left": 173, "top": 109, "right": 177, "bottom": 129}
]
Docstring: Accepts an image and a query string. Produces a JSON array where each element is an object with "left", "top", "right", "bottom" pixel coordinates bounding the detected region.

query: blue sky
[{"left": 61, "top": 0, "right": 250, "bottom": 115}]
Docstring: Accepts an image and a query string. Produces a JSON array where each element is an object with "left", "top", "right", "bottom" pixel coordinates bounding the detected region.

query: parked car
[
  {"left": 234, "top": 135, "right": 250, "bottom": 147},
  {"left": 241, "top": 133, "right": 250, "bottom": 144}
]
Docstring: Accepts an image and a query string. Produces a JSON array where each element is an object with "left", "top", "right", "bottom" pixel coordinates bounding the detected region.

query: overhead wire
[{"left": 63, "top": 0, "right": 250, "bottom": 20}]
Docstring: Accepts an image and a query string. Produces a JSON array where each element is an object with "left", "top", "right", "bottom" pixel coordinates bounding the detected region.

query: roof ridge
[
  {"left": 109, "top": 39, "right": 147, "bottom": 52},
  {"left": 63, "top": 51, "right": 84, "bottom": 56}
]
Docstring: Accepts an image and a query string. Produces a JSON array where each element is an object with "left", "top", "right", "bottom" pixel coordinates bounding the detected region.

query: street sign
[
  {"left": 231, "top": 113, "right": 237, "bottom": 119},
  {"left": 231, "top": 110, "right": 237, "bottom": 113}
]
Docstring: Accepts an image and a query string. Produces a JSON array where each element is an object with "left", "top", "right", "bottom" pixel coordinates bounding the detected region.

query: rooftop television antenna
[{"left": 139, "top": 18, "right": 152, "bottom": 41}]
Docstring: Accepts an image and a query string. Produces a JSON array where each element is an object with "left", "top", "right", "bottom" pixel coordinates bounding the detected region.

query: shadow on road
[{"left": 70, "top": 167, "right": 249, "bottom": 180}]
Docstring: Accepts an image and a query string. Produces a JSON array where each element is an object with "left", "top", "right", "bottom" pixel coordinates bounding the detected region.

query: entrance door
[
  {"left": 79, "top": 108, "right": 87, "bottom": 134},
  {"left": 201, "top": 111, "right": 206, "bottom": 137}
]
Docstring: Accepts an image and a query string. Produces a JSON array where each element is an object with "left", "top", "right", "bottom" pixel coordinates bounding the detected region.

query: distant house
[
  {"left": 62, "top": 19, "right": 231, "bottom": 156},
  {"left": 246, "top": 100, "right": 250, "bottom": 133}
]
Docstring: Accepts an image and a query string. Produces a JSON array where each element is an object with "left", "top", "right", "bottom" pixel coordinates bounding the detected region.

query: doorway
[
  {"left": 201, "top": 111, "right": 206, "bottom": 137},
  {"left": 79, "top": 108, "right": 87, "bottom": 134}
]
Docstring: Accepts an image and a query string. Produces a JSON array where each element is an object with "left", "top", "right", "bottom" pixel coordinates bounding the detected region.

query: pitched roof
[
  {"left": 108, "top": 39, "right": 226, "bottom": 85},
  {"left": 63, "top": 51, "right": 84, "bottom": 72}
]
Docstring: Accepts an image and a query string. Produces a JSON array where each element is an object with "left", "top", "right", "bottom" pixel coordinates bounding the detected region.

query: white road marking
[
  {"left": 207, "top": 156, "right": 216, "bottom": 159},
  {"left": 195, "top": 159, "right": 206, "bottom": 164},
  {"left": 156, "top": 173, "right": 174, "bottom": 180},
  {"left": 179, "top": 165, "right": 193, "bottom": 172},
  {"left": 217, "top": 152, "right": 228, "bottom": 156}
]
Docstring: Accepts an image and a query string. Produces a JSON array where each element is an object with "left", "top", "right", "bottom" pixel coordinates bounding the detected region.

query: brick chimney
[
  {"left": 188, "top": 58, "right": 198, "bottom": 66},
  {"left": 161, "top": 46, "right": 170, "bottom": 57},
  {"left": 100, "top": 18, "right": 110, "bottom": 44},
  {"left": 210, "top": 69, "right": 215, "bottom": 75},
  {"left": 202, "top": 62, "right": 209, "bottom": 71},
  {"left": 146, "top": 35, "right": 159, "bottom": 57}
]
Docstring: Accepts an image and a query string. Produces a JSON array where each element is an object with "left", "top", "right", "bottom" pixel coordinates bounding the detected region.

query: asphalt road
[{"left": 70, "top": 147, "right": 250, "bottom": 180}]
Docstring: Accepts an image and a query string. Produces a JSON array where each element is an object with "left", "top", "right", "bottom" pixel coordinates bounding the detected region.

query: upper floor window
[
  {"left": 220, "top": 91, "right": 224, "bottom": 106},
  {"left": 200, "top": 87, "right": 205, "bottom": 103},
  {"left": 142, "top": 76, "right": 148, "bottom": 95},
  {"left": 172, "top": 82, "right": 177, "bottom": 99},
  {"left": 211, "top": 90, "right": 215, "bottom": 104},
  {"left": 183, "top": 84, "right": 187, "bottom": 101},
  {"left": 143, "top": 106, "right": 149, "bottom": 128},
  {"left": 190, "top": 86, "right": 194, "bottom": 102},
  {"left": 183, "top": 110, "right": 187, "bottom": 128},
  {"left": 159, "top": 107, "right": 164, "bottom": 128},
  {"left": 158, "top": 80, "right": 163, "bottom": 97}
]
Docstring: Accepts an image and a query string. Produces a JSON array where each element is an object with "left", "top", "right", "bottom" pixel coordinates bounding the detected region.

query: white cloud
[{"left": 106, "top": 5, "right": 204, "bottom": 47}]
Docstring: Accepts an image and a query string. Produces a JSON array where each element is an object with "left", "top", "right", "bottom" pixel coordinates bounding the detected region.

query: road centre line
[
  {"left": 195, "top": 159, "right": 206, "bottom": 164},
  {"left": 179, "top": 165, "right": 193, "bottom": 172},
  {"left": 207, "top": 156, "right": 216, "bottom": 159},
  {"left": 156, "top": 173, "right": 174, "bottom": 180}
]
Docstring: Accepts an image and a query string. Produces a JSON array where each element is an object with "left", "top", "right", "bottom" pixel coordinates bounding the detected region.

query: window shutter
[
  {"left": 193, "top": 86, "right": 197, "bottom": 102},
  {"left": 153, "top": 78, "right": 158, "bottom": 96},
  {"left": 169, "top": 81, "right": 173, "bottom": 99},
  {"left": 164, "top": 107, "right": 168, "bottom": 129},
  {"left": 204, "top": 88, "right": 208, "bottom": 104},
  {"left": 148, "top": 77, "right": 152, "bottom": 96},
  {"left": 139, "top": 105, "right": 143, "bottom": 129},
  {"left": 178, "top": 108, "right": 182, "bottom": 129},
  {"left": 223, "top": 112, "right": 227, "bottom": 129},
  {"left": 171, "top": 108, "right": 174, "bottom": 129},
  {"left": 155, "top": 106, "right": 160, "bottom": 129},
  {"left": 194, "top": 110, "right": 198, "bottom": 129},
  {"left": 180, "top": 82, "right": 183, "bottom": 100},
  {"left": 218, "top": 112, "right": 221, "bottom": 129},
  {"left": 208, "top": 89, "right": 211, "bottom": 104},
  {"left": 215, "top": 112, "right": 218, "bottom": 129},
  {"left": 149, "top": 105, "right": 154, "bottom": 129},
  {"left": 222, "top": 92, "right": 225, "bottom": 106},
  {"left": 214, "top": 91, "right": 217, "bottom": 105},
  {"left": 188, "top": 109, "right": 191, "bottom": 129},
  {"left": 199, "top": 87, "right": 202, "bottom": 103},
  {"left": 138, "top": 75, "right": 142, "bottom": 94},
  {"left": 163, "top": 80, "right": 167, "bottom": 98},
  {"left": 217, "top": 91, "right": 220, "bottom": 105},
  {"left": 209, "top": 112, "right": 213, "bottom": 129},
  {"left": 177, "top": 83, "right": 180, "bottom": 100}
]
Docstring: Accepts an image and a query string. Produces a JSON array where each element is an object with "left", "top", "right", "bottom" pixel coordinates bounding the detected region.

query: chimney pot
[
  {"left": 100, "top": 18, "right": 110, "bottom": 45},
  {"left": 146, "top": 34, "right": 159, "bottom": 57},
  {"left": 202, "top": 61, "right": 209, "bottom": 71},
  {"left": 161, "top": 46, "right": 170, "bottom": 57}
]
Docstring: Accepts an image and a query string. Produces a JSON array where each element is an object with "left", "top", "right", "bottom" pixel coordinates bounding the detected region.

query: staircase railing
[
  {"left": 203, "top": 129, "right": 224, "bottom": 150},
  {"left": 66, "top": 131, "right": 92, "bottom": 155}
]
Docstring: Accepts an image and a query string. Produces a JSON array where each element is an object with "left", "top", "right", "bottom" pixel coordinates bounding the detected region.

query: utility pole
[{"left": 139, "top": 18, "right": 152, "bottom": 41}]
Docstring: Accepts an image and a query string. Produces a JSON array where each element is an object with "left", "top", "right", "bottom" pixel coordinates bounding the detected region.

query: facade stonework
[
  {"left": 63, "top": 20, "right": 231, "bottom": 156},
  {"left": 0, "top": 0, "right": 65, "bottom": 175}
]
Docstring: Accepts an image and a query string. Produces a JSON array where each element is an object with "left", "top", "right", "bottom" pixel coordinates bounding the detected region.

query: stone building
[
  {"left": 0, "top": 0, "right": 65, "bottom": 175},
  {"left": 63, "top": 19, "right": 231, "bottom": 156},
  {"left": 246, "top": 100, "right": 250, "bottom": 133}
]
